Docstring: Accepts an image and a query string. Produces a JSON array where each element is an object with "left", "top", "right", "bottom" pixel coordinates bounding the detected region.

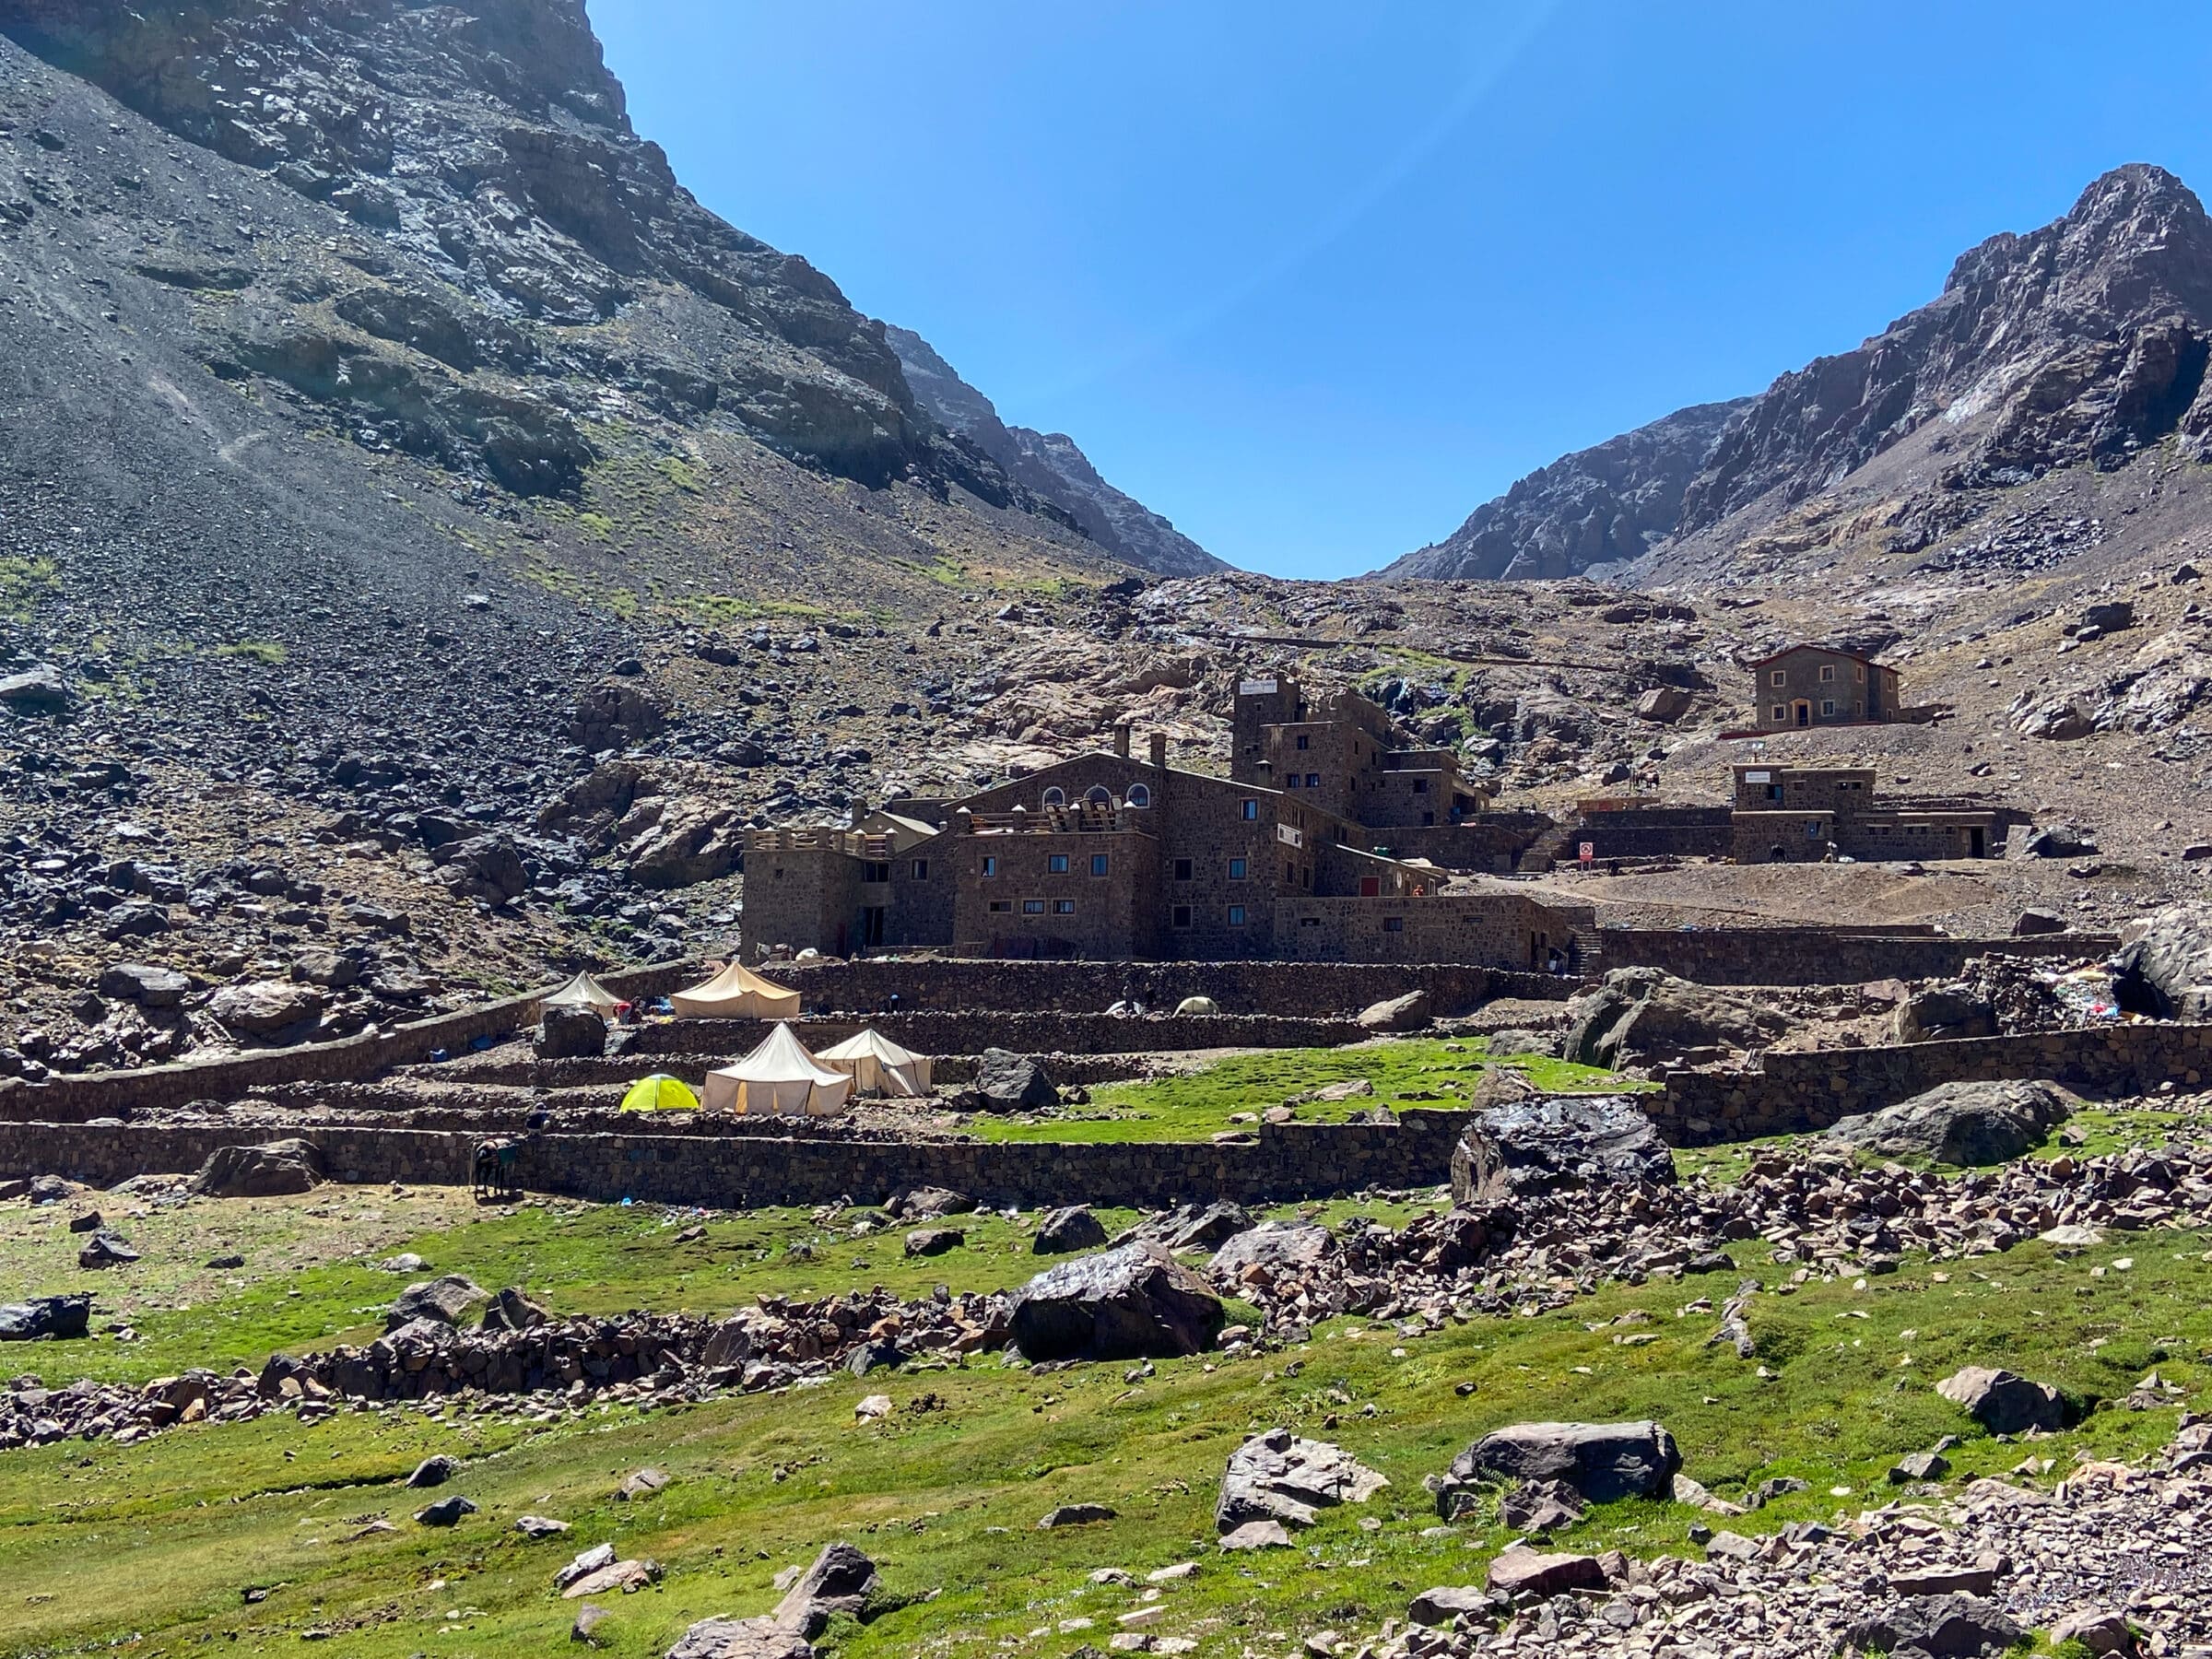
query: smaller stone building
[
  {"left": 1749, "top": 645, "right": 1900, "bottom": 731},
  {"left": 1730, "top": 765, "right": 1998, "bottom": 863}
]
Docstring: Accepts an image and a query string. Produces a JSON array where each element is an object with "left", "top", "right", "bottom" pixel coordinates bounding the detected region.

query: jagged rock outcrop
[{"left": 1382, "top": 401, "right": 1747, "bottom": 581}]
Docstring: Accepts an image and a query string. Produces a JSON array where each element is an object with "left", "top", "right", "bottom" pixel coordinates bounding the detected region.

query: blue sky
[{"left": 590, "top": 2, "right": 2212, "bottom": 580}]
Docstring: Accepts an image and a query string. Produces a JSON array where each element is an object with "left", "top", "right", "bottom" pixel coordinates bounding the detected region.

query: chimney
[
  {"left": 1148, "top": 732, "right": 1167, "bottom": 771},
  {"left": 1113, "top": 723, "right": 1132, "bottom": 759}
]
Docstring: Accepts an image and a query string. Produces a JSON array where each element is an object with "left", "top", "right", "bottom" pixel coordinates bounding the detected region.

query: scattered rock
[
  {"left": 1936, "top": 1366, "right": 2067, "bottom": 1434},
  {"left": 98, "top": 962, "right": 190, "bottom": 1007},
  {"left": 1486, "top": 1545, "right": 1606, "bottom": 1597},
  {"left": 386, "top": 1275, "right": 488, "bottom": 1330},
  {"left": 664, "top": 1616, "right": 810, "bottom": 1659},
  {"left": 965, "top": 1050, "right": 1060, "bottom": 1112},
  {"left": 1033, "top": 1206, "right": 1109, "bottom": 1254},
  {"left": 771, "top": 1540, "right": 883, "bottom": 1637},
  {"left": 904, "top": 1227, "right": 964, "bottom": 1258},
  {"left": 406, "top": 1454, "right": 460, "bottom": 1488},
  {"left": 1218, "top": 1519, "right": 1294, "bottom": 1551},
  {"left": 0, "top": 1294, "right": 92, "bottom": 1341},
  {"left": 1841, "top": 1594, "right": 2022, "bottom": 1658},
  {"left": 1357, "top": 991, "right": 1431, "bottom": 1032},
  {"left": 1499, "top": 1477, "right": 1589, "bottom": 1532},
  {"left": 77, "top": 1230, "right": 140, "bottom": 1269},
  {"left": 1437, "top": 1420, "right": 1680, "bottom": 1514},
  {"left": 1040, "top": 1503, "right": 1118, "bottom": 1528},
  {"left": 414, "top": 1494, "right": 477, "bottom": 1526},
  {"left": 617, "top": 1466, "right": 670, "bottom": 1501}
]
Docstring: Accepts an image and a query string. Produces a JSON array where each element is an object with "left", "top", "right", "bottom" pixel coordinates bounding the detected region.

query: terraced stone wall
[{"left": 1602, "top": 928, "right": 2114, "bottom": 986}]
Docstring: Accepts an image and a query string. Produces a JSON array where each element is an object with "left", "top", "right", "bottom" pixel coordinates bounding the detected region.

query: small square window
[
  {"left": 912, "top": 858, "right": 929, "bottom": 880},
  {"left": 1818, "top": 664, "right": 1836, "bottom": 682},
  {"left": 1771, "top": 705, "right": 1786, "bottom": 722},
  {"left": 1295, "top": 734, "right": 1309, "bottom": 750},
  {"left": 1048, "top": 853, "right": 1069, "bottom": 874},
  {"left": 1228, "top": 857, "right": 1247, "bottom": 880},
  {"left": 1053, "top": 898, "right": 1076, "bottom": 915},
  {"left": 981, "top": 855, "right": 998, "bottom": 878},
  {"left": 1241, "top": 800, "right": 1259, "bottom": 820},
  {"left": 862, "top": 861, "right": 890, "bottom": 883},
  {"left": 1412, "top": 778, "right": 1429, "bottom": 794},
  {"left": 1090, "top": 853, "right": 1109, "bottom": 877},
  {"left": 1173, "top": 858, "right": 1194, "bottom": 881},
  {"left": 1305, "top": 773, "right": 1320, "bottom": 789},
  {"left": 988, "top": 899, "right": 1012, "bottom": 913},
  {"left": 1382, "top": 915, "right": 1404, "bottom": 933},
  {"left": 1171, "top": 904, "right": 1193, "bottom": 928},
  {"left": 1287, "top": 775, "right": 1301, "bottom": 788},
  {"left": 1022, "top": 898, "right": 1046, "bottom": 914},
  {"left": 1228, "top": 904, "right": 1246, "bottom": 925},
  {"left": 1770, "top": 669, "right": 1787, "bottom": 687},
  {"left": 1820, "top": 700, "right": 1836, "bottom": 715}
]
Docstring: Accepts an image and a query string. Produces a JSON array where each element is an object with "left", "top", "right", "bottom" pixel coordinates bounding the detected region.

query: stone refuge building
[
  {"left": 742, "top": 678, "right": 1593, "bottom": 967},
  {"left": 1729, "top": 764, "right": 2001, "bottom": 863},
  {"left": 1750, "top": 644, "right": 1901, "bottom": 731}
]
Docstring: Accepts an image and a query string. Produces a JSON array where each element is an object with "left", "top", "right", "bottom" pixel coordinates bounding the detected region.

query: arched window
[
  {"left": 1041, "top": 787, "right": 1065, "bottom": 807},
  {"left": 1085, "top": 785, "right": 1112, "bottom": 806},
  {"left": 1125, "top": 783, "right": 1151, "bottom": 808}
]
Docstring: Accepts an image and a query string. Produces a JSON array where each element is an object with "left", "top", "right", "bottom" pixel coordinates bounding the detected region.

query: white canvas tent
[
  {"left": 817, "top": 1028, "right": 932, "bottom": 1098},
  {"left": 669, "top": 961, "right": 801, "bottom": 1020},
  {"left": 539, "top": 971, "right": 622, "bottom": 1018},
  {"left": 702, "top": 1022, "right": 853, "bottom": 1116}
]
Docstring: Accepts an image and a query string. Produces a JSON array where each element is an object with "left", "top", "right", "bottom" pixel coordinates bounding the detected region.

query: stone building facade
[
  {"left": 743, "top": 690, "right": 1583, "bottom": 966},
  {"left": 1730, "top": 764, "right": 1999, "bottom": 863},
  {"left": 1749, "top": 645, "right": 1901, "bottom": 731}
]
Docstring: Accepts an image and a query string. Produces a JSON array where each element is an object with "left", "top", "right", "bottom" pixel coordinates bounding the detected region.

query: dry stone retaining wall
[
  {"left": 625, "top": 1011, "right": 1369, "bottom": 1061},
  {"left": 1602, "top": 928, "right": 2112, "bottom": 986},
  {"left": 0, "top": 1110, "right": 1477, "bottom": 1209},
  {"left": 1656, "top": 1022, "right": 2212, "bottom": 1143}
]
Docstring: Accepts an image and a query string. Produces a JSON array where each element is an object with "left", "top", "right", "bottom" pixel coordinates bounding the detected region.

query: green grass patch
[
  {"left": 0, "top": 554, "right": 55, "bottom": 618},
  {"left": 0, "top": 1197, "right": 2205, "bottom": 1657},
  {"left": 211, "top": 639, "right": 288, "bottom": 665},
  {"left": 968, "top": 1037, "right": 1643, "bottom": 1145}
]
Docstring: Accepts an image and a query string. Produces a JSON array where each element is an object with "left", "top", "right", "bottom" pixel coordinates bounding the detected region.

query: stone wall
[
  {"left": 626, "top": 1011, "right": 1370, "bottom": 1060},
  {"left": 759, "top": 959, "right": 1579, "bottom": 1018},
  {"left": 1653, "top": 1022, "right": 2212, "bottom": 1143},
  {"left": 1599, "top": 928, "right": 2112, "bottom": 986},
  {"left": 1273, "top": 892, "right": 1595, "bottom": 969},
  {"left": 0, "top": 961, "right": 700, "bottom": 1119},
  {"left": 0, "top": 1109, "right": 1477, "bottom": 1208},
  {"left": 1572, "top": 806, "right": 1734, "bottom": 860}
]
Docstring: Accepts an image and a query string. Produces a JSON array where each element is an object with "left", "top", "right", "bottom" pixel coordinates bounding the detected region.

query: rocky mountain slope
[
  {"left": 1388, "top": 164, "right": 2212, "bottom": 588},
  {"left": 1382, "top": 400, "right": 1747, "bottom": 582},
  {"left": 887, "top": 325, "right": 1223, "bottom": 576}
]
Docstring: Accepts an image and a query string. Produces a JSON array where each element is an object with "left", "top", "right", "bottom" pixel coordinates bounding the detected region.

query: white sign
[
  {"left": 1578, "top": 842, "right": 1594, "bottom": 864},
  {"left": 1743, "top": 770, "right": 1771, "bottom": 782},
  {"left": 1239, "top": 678, "right": 1279, "bottom": 695},
  {"left": 1277, "top": 823, "right": 1303, "bottom": 848}
]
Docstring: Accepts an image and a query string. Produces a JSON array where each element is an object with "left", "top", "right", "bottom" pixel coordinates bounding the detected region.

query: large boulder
[
  {"left": 1357, "top": 991, "right": 1431, "bottom": 1032},
  {"left": 1562, "top": 968, "right": 1787, "bottom": 1068},
  {"left": 1826, "top": 1080, "right": 2075, "bottom": 1166},
  {"left": 965, "top": 1050, "right": 1060, "bottom": 1112},
  {"left": 0, "top": 665, "right": 68, "bottom": 712},
  {"left": 190, "top": 1138, "right": 326, "bottom": 1198},
  {"left": 1032, "top": 1206, "right": 1108, "bottom": 1254},
  {"left": 771, "top": 1541, "right": 883, "bottom": 1637},
  {"left": 98, "top": 962, "right": 190, "bottom": 1008},
  {"left": 1215, "top": 1429, "right": 1389, "bottom": 1532},
  {"left": 1842, "top": 1595, "right": 2023, "bottom": 1658},
  {"left": 0, "top": 1293, "right": 91, "bottom": 1340},
  {"left": 1891, "top": 984, "right": 1996, "bottom": 1043},
  {"left": 1435, "top": 1420, "right": 1680, "bottom": 1515},
  {"left": 1158, "top": 1200, "right": 1253, "bottom": 1252},
  {"left": 664, "top": 1618, "right": 812, "bottom": 1659},
  {"left": 208, "top": 979, "right": 326, "bottom": 1038},
  {"left": 536, "top": 1004, "right": 607, "bottom": 1059},
  {"left": 1450, "top": 1095, "right": 1674, "bottom": 1205},
  {"left": 2111, "top": 903, "right": 2212, "bottom": 1018},
  {"left": 435, "top": 834, "right": 530, "bottom": 905},
  {"left": 1936, "top": 1366, "right": 2068, "bottom": 1433},
  {"left": 1008, "top": 1241, "right": 1224, "bottom": 1362},
  {"left": 386, "top": 1274, "right": 488, "bottom": 1331}
]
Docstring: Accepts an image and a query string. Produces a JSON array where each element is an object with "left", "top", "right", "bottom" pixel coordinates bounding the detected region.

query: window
[
  {"left": 1770, "top": 669, "right": 1787, "bottom": 687},
  {"left": 1806, "top": 820, "right": 1822, "bottom": 838},
  {"left": 1304, "top": 773, "right": 1320, "bottom": 789},
  {"left": 1241, "top": 799, "right": 1259, "bottom": 820},
  {"left": 1022, "top": 898, "right": 1046, "bottom": 914},
  {"left": 1126, "top": 783, "right": 1150, "bottom": 808},
  {"left": 1086, "top": 786, "right": 1112, "bottom": 806},
  {"left": 988, "top": 899, "right": 1012, "bottom": 913},
  {"left": 1287, "top": 774, "right": 1300, "bottom": 788},
  {"left": 1382, "top": 915, "right": 1405, "bottom": 933},
  {"left": 1855, "top": 664, "right": 1865, "bottom": 682},
  {"left": 1173, "top": 858, "right": 1194, "bottom": 881},
  {"left": 912, "top": 858, "right": 929, "bottom": 880},
  {"left": 862, "top": 861, "right": 889, "bottom": 883},
  {"left": 981, "top": 855, "right": 999, "bottom": 878},
  {"left": 1818, "top": 664, "right": 1836, "bottom": 683},
  {"left": 1048, "top": 853, "right": 1069, "bottom": 874},
  {"left": 1820, "top": 700, "right": 1836, "bottom": 716},
  {"left": 1227, "top": 857, "right": 1247, "bottom": 880},
  {"left": 1171, "top": 904, "right": 1193, "bottom": 928},
  {"left": 1295, "top": 734, "right": 1310, "bottom": 750},
  {"left": 1227, "top": 904, "right": 1246, "bottom": 925},
  {"left": 1412, "top": 778, "right": 1429, "bottom": 794},
  {"left": 1041, "top": 786, "right": 1065, "bottom": 807},
  {"left": 1771, "top": 704, "right": 1787, "bottom": 722},
  {"left": 1053, "top": 898, "right": 1076, "bottom": 916},
  {"left": 1298, "top": 915, "right": 1321, "bottom": 929},
  {"left": 1089, "top": 853, "right": 1109, "bottom": 877},
  {"left": 1286, "top": 861, "right": 1296, "bottom": 884}
]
